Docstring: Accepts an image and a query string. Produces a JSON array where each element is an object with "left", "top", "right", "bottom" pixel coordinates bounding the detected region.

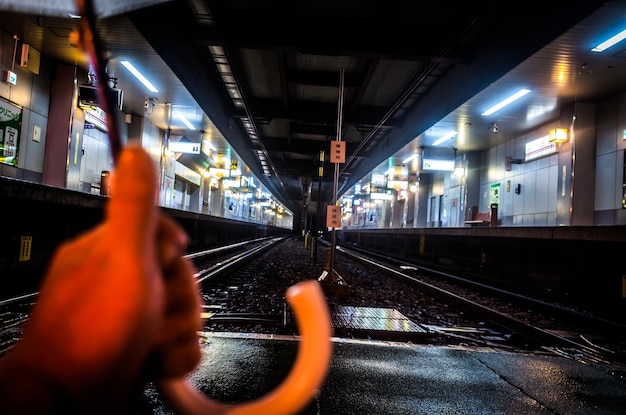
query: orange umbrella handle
[{"left": 157, "top": 280, "right": 333, "bottom": 415}]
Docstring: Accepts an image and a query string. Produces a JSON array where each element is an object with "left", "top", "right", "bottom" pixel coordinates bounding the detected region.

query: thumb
[{"left": 106, "top": 144, "right": 158, "bottom": 246}]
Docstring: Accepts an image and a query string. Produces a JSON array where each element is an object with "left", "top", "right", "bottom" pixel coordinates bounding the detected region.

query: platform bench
[{"left": 464, "top": 211, "right": 491, "bottom": 227}]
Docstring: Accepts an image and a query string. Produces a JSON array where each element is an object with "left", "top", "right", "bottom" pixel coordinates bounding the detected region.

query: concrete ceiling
[{"left": 2, "top": 0, "right": 625, "bottom": 217}]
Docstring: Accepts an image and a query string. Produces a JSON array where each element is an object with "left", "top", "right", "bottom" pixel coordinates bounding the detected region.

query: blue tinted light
[
  {"left": 481, "top": 89, "right": 530, "bottom": 116},
  {"left": 591, "top": 28, "right": 626, "bottom": 52},
  {"left": 120, "top": 60, "right": 159, "bottom": 93},
  {"left": 432, "top": 131, "right": 458, "bottom": 146}
]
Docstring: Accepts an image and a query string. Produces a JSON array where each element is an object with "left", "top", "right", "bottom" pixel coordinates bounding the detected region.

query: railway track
[
  {"left": 194, "top": 237, "right": 625, "bottom": 372},
  {"left": 2, "top": 236, "right": 625, "bottom": 374},
  {"left": 189, "top": 239, "right": 626, "bottom": 364},
  {"left": 191, "top": 236, "right": 286, "bottom": 283},
  {"left": 333, "top": 242, "right": 626, "bottom": 368},
  {"left": 0, "top": 237, "right": 286, "bottom": 356},
  {"left": 0, "top": 293, "right": 37, "bottom": 355}
]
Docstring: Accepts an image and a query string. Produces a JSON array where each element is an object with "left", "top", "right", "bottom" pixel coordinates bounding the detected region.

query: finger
[
  {"left": 156, "top": 216, "right": 189, "bottom": 272},
  {"left": 39, "top": 225, "right": 105, "bottom": 286},
  {"left": 155, "top": 256, "right": 202, "bottom": 377},
  {"left": 161, "top": 255, "right": 201, "bottom": 338},
  {"left": 106, "top": 144, "right": 158, "bottom": 249}
]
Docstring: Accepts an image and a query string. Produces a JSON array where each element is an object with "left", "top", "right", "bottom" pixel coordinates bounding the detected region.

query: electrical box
[
  {"left": 20, "top": 44, "right": 41, "bottom": 74},
  {"left": 78, "top": 84, "right": 124, "bottom": 111}
]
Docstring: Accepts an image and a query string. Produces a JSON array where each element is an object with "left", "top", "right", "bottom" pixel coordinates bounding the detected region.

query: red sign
[
  {"left": 330, "top": 141, "right": 345, "bottom": 163},
  {"left": 326, "top": 205, "right": 342, "bottom": 228}
]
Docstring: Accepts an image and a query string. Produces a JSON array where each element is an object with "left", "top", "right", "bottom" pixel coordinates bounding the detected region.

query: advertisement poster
[
  {"left": 0, "top": 98, "right": 22, "bottom": 165},
  {"left": 489, "top": 182, "right": 501, "bottom": 205}
]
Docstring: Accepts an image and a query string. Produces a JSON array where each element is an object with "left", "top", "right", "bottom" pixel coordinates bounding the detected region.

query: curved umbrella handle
[{"left": 157, "top": 279, "right": 333, "bottom": 415}]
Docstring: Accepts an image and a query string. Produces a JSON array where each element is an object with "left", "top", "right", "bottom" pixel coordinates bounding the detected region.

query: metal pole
[
  {"left": 314, "top": 150, "right": 324, "bottom": 264},
  {"left": 75, "top": 0, "right": 122, "bottom": 164},
  {"left": 329, "top": 68, "right": 344, "bottom": 281}
]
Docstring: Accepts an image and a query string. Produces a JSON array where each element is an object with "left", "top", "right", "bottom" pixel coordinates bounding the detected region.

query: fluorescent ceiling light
[
  {"left": 120, "top": 60, "right": 159, "bottom": 93},
  {"left": 176, "top": 114, "right": 195, "bottom": 130},
  {"left": 481, "top": 89, "right": 530, "bottom": 116},
  {"left": 402, "top": 154, "right": 418, "bottom": 164},
  {"left": 432, "top": 131, "right": 458, "bottom": 146},
  {"left": 591, "top": 29, "right": 626, "bottom": 52}
]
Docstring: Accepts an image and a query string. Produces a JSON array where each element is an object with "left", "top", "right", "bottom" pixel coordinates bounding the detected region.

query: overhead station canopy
[{"left": 0, "top": 0, "right": 171, "bottom": 18}]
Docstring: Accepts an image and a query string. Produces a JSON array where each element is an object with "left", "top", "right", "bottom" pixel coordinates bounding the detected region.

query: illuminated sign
[
  {"left": 387, "top": 180, "right": 408, "bottom": 190},
  {"left": 422, "top": 158, "right": 455, "bottom": 171},
  {"left": 525, "top": 135, "right": 557, "bottom": 161},
  {"left": 370, "top": 192, "right": 393, "bottom": 200},
  {"left": 6, "top": 71, "right": 17, "bottom": 85},
  {"left": 169, "top": 141, "right": 201, "bottom": 154},
  {"left": 208, "top": 167, "right": 231, "bottom": 178},
  {"left": 84, "top": 107, "right": 107, "bottom": 131}
]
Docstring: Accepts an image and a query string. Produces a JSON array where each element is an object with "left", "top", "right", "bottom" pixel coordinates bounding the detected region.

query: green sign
[
  {"left": 489, "top": 182, "right": 501, "bottom": 204},
  {"left": 0, "top": 98, "right": 22, "bottom": 166}
]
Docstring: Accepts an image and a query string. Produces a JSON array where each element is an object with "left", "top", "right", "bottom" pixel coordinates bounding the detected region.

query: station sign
[
  {"left": 525, "top": 135, "right": 556, "bottom": 161},
  {"left": 422, "top": 158, "right": 454, "bottom": 171},
  {"left": 85, "top": 107, "right": 107, "bottom": 131},
  {"left": 169, "top": 141, "right": 201, "bottom": 154}
]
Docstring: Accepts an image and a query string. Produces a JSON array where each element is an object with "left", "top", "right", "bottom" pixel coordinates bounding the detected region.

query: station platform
[{"left": 142, "top": 332, "right": 626, "bottom": 414}]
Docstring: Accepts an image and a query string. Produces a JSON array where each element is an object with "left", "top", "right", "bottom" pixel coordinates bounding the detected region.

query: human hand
[{"left": 0, "top": 144, "right": 202, "bottom": 414}]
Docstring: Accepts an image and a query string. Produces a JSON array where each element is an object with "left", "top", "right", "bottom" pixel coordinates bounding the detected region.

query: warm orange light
[
  {"left": 549, "top": 128, "right": 568, "bottom": 143},
  {"left": 158, "top": 280, "right": 333, "bottom": 415}
]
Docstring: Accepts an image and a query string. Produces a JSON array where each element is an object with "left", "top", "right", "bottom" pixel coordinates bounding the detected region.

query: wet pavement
[{"left": 142, "top": 332, "right": 626, "bottom": 414}]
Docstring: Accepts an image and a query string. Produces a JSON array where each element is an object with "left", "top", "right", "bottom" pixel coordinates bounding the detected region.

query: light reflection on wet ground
[{"left": 139, "top": 332, "right": 626, "bottom": 415}]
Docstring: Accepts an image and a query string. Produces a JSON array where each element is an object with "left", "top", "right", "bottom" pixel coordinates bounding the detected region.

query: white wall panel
[
  {"left": 21, "top": 110, "right": 47, "bottom": 173},
  {"left": 547, "top": 164, "right": 558, "bottom": 213},
  {"left": 512, "top": 174, "right": 524, "bottom": 216},
  {"left": 596, "top": 97, "right": 618, "bottom": 156},
  {"left": 595, "top": 152, "right": 615, "bottom": 211},
  {"left": 535, "top": 166, "right": 550, "bottom": 213},
  {"left": 534, "top": 212, "right": 548, "bottom": 226},
  {"left": 523, "top": 170, "right": 536, "bottom": 215},
  {"left": 501, "top": 178, "right": 514, "bottom": 215},
  {"left": 619, "top": 92, "right": 626, "bottom": 152},
  {"left": 614, "top": 150, "right": 624, "bottom": 210}
]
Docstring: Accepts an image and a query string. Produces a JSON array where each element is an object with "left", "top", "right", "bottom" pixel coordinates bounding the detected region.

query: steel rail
[
  {"left": 195, "top": 237, "right": 286, "bottom": 284},
  {"left": 334, "top": 244, "right": 626, "bottom": 366}
]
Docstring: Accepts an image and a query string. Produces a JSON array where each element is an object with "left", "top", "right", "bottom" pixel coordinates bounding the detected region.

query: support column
[
  {"left": 43, "top": 64, "right": 76, "bottom": 187},
  {"left": 571, "top": 102, "right": 596, "bottom": 225},
  {"left": 557, "top": 102, "right": 596, "bottom": 225},
  {"left": 416, "top": 174, "right": 430, "bottom": 227}
]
